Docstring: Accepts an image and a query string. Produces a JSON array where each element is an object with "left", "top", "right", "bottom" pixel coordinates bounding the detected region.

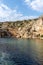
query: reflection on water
[{"left": 0, "top": 38, "right": 43, "bottom": 65}]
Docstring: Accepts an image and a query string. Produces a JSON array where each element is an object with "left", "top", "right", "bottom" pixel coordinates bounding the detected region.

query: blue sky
[{"left": 0, "top": 0, "right": 43, "bottom": 21}]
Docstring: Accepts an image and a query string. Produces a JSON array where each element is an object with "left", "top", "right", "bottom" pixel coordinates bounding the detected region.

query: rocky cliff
[{"left": 0, "top": 16, "right": 43, "bottom": 39}]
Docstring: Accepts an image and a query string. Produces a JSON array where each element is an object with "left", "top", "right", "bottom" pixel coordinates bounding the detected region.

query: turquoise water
[{"left": 0, "top": 38, "right": 43, "bottom": 65}]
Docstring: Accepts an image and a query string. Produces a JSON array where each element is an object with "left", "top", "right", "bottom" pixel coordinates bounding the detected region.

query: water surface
[{"left": 0, "top": 38, "right": 43, "bottom": 65}]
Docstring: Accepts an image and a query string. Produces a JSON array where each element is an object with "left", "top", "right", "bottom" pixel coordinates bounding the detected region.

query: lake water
[{"left": 0, "top": 38, "right": 43, "bottom": 65}]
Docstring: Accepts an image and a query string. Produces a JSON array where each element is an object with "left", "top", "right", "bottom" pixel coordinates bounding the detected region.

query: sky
[{"left": 0, "top": 0, "right": 43, "bottom": 22}]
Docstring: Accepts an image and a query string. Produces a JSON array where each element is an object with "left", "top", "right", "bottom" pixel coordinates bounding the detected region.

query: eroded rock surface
[{"left": 0, "top": 16, "right": 43, "bottom": 39}]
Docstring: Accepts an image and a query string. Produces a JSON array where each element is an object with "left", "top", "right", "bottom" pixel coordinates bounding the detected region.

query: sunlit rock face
[
  {"left": 32, "top": 16, "right": 43, "bottom": 31},
  {"left": 0, "top": 15, "right": 43, "bottom": 38}
]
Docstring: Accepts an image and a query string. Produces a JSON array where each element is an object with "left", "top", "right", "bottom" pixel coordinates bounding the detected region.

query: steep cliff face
[
  {"left": 0, "top": 16, "right": 43, "bottom": 38},
  {"left": 31, "top": 16, "right": 43, "bottom": 38}
]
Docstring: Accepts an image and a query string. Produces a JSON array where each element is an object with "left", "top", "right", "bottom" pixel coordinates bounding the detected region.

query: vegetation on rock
[{"left": 0, "top": 16, "right": 43, "bottom": 39}]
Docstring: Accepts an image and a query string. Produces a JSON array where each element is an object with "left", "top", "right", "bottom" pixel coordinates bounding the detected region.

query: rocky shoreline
[{"left": 0, "top": 16, "right": 43, "bottom": 39}]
